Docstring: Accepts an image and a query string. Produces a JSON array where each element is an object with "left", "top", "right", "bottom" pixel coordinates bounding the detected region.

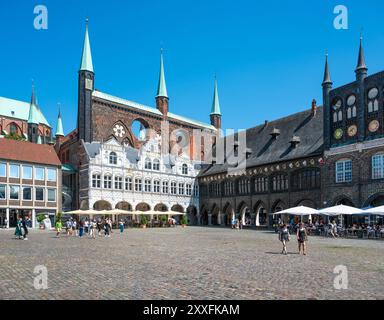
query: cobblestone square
[{"left": 0, "top": 227, "right": 383, "bottom": 300}]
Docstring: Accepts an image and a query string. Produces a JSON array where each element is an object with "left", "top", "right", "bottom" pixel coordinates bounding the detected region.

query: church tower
[
  {"left": 156, "top": 49, "right": 169, "bottom": 116},
  {"left": 210, "top": 78, "right": 222, "bottom": 130},
  {"left": 28, "top": 84, "right": 39, "bottom": 144},
  {"left": 78, "top": 18, "right": 94, "bottom": 143}
]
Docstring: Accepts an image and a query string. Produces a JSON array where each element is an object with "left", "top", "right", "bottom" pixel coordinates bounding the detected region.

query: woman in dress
[
  {"left": 119, "top": 220, "right": 125, "bottom": 234},
  {"left": 279, "top": 224, "right": 290, "bottom": 255},
  {"left": 297, "top": 222, "right": 308, "bottom": 255},
  {"left": 15, "top": 217, "right": 23, "bottom": 240}
]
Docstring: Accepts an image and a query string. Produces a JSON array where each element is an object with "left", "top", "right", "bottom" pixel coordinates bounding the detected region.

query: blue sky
[{"left": 1, "top": 0, "right": 384, "bottom": 134}]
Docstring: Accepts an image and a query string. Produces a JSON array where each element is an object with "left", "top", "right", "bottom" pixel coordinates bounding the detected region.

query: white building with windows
[{"left": 78, "top": 135, "right": 200, "bottom": 223}]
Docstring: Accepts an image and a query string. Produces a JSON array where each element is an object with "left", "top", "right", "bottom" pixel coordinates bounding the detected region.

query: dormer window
[
  {"left": 182, "top": 164, "right": 188, "bottom": 175},
  {"left": 145, "top": 158, "right": 152, "bottom": 170},
  {"left": 246, "top": 148, "right": 253, "bottom": 159},
  {"left": 270, "top": 128, "right": 281, "bottom": 139},
  {"left": 290, "top": 136, "right": 301, "bottom": 148},
  {"left": 153, "top": 159, "right": 160, "bottom": 171}
]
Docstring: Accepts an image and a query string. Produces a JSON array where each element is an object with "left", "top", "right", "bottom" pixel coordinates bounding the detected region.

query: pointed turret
[
  {"left": 355, "top": 34, "right": 368, "bottom": 81},
  {"left": 28, "top": 83, "right": 40, "bottom": 144},
  {"left": 56, "top": 109, "right": 64, "bottom": 137},
  {"left": 156, "top": 49, "right": 169, "bottom": 115},
  {"left": 322, "top": 54, "right": 332, "bottom": 86},
  {"left": 210, "top": 78, "right": 222, "bottom": 130},
  {"left": 28, "top": 84, "right": 39, "bottom": 125},
  {"left": 80, "top": 18, "right": 94, "bottom": 73},
  {"left": 78, "top": 18, "right": 95, "bottom": 143},
  {"left": 211, "top": 78, "right": 221, "bottom": 115},
  {"left": 322, "top": 53, "right": 333, "bottom": 151}
]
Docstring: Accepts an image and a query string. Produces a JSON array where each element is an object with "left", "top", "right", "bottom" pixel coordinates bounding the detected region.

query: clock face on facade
[
  {"left": 368, "top": 120, "right": 380, "bottom": 133},
  {"left": 347, "top": 125, "right": 357, "bottom": 137},
  {"left": 334, "top": 129, "right": 343, "bottom": 140}
]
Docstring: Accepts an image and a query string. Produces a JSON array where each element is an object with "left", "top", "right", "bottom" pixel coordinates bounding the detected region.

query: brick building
[
  {"left": 0, "top": 88, "right": 52, "bottom": 144},
  {"left": 322, "top": 37, "right": 384, "bottom": 216},
  {"left": 198, "top": 37, "right": 384, "bottom": 227},
  {"left": 57, "top": 20, "right": 219, "bottom": 212}
]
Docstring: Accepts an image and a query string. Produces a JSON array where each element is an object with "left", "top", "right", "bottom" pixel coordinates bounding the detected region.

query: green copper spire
[
  {"left": 56, "top": 108, "right": 64, "bottom": 137},
  {"left": 37, "top": 135, "right": 42, "bottom": 144},
  {"left": 210, "top": 78, "right": 221, "bottom": 115},
  {"left": 156, "top": 49, "right": 168, "bottom": 98},
  {"left": 28, "top": 84, "right": 39, "bottom": 125},
  {"left": 80, "top": 18, "right": 94, "bottom": 73}
]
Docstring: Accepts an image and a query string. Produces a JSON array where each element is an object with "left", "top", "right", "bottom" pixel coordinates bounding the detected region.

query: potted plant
[
  {"left": 140, "top": 215, "right": 148, "bottom": 229},
  {"left": 159, "top": 215, "right": 168, "bottom": 227},
  {"left": 181, "top": 215, "right": 188, "bottom": 228}
]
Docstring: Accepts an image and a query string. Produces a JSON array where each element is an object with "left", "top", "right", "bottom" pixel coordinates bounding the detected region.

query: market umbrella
[
  {"left": 364, "top": 206, "right": 384, "bottom": 216},
  {"left": 318, "top": 205, "right": 364, "bottom": 216},
  {"left": 65, "top": 209, "right": 88, "bottom": 215},
  {"left": 272, "top": 206, "right": 319, "bottom": 216}
]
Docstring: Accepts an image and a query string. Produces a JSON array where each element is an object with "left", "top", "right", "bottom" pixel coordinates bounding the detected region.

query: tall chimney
[{"left": 311, "top": 99, "right": 317, "bottom": 116}]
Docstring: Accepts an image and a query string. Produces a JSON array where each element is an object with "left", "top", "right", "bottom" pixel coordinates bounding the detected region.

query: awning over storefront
[{"left": 62, "top": 164, "right": 77, "bottom": 173}]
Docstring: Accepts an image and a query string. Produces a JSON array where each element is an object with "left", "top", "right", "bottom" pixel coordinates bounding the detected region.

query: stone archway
[
  {"left": 254, "top": 201, "right": 268, "bottom": 227},
  {"left": 237, "top": 202, "right": 251, "bottom": 227},
  {"left": 93, "top": 200, "right": 112, "bottom": 211},
  {"left": 136, "top": 203, "right": 151, "bottom": 212},
  {"left": 154, "top": 203, "right": 168, "bottom": 212},
  {"left": 171, "top": 204, "right": 184, "bottom": 213},
  {"left": 187, "top": 206, "right": 198, "bottom": 225},
  {"left": 116, "top": 202, "right": 132, "bottom": 211},
  {"left": 364, "top": 193, "right": 384, "bottom": 208},
  {"left": 223, "top": 203, "right": 235, "bottom": 227},
  {"left": 200, "top": 207, "right": 209, "bottom": 226},
  {"left": 211, "top": 204, "right": 220, "bottom": 226}
]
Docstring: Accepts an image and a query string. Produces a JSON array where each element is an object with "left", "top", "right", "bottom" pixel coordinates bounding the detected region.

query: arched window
[
  {"left": 153, "top": 159, "right": 160, "bottom": 171},
  {"left": 368, "top": 88, "right": 379, "bottom": 113},
  {"left": 10, "top": 123, "right": 18, "bottom": 135},
  {"left": 346, "top": 95, "right": 357, "bottom": 119},
  {"left": 372, "top": 154, "right": 384, "bottom": 180},
  {"left": 109, "top": 152, "right": 117, "bottom": 165},
  {"left": 145, "top": 158, "right": 152, "bottom": 170},
  {"left": 182, "top": 164, "right": 188, "bottom": 175}
]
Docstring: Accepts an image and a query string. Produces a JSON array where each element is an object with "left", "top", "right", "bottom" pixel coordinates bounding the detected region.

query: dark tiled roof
[
  {"left": 0, "top": 138, "right": 61, "bottom": 166},
  {"left": 199, "top": 107, "right": 324, "bottom": 177}
]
